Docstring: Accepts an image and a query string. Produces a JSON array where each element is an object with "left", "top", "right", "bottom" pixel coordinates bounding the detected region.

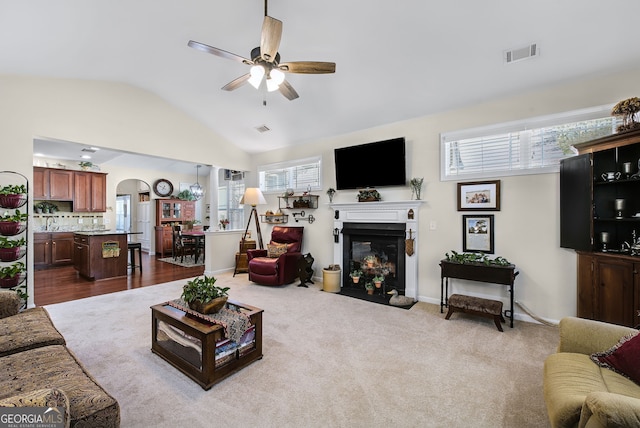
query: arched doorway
[{"left": 116, "top": 179, "right": 151, "bottom": 250}]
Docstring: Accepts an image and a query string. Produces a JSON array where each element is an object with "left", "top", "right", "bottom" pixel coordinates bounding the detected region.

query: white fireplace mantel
[{"left": 330, "top": 200, "right": 423, "bottom": 299}]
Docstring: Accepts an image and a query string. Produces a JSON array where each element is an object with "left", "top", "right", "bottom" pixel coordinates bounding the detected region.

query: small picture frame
[
  {"left": 462, "top": 215, "right": 494, "bottom": 254},
  {"left": 457, "top": 180, "right": 501, "bottom": 211}
]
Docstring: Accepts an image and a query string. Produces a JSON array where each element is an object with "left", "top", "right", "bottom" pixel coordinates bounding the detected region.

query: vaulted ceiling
[{"left": 2, "top": 1, "right": 639, "bottom": 156}]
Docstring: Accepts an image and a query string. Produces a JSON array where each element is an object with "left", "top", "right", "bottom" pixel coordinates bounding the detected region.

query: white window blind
[
  {"left": 259, "top": 156, "right": 322, "bottom": 193},
  {"left": 441, "top": 106, "right": 618, "bottom": 181}
]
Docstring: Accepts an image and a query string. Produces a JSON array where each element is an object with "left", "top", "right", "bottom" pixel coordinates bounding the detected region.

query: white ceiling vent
[
  {"left": 504, "top": 43, "right": 538, "bottom": 64},
  {"left": 255, "top": 124, "right": 271, "bottom": 133},
  {"left": 81, "top": 147, "right": 97, "bottom": 153}
]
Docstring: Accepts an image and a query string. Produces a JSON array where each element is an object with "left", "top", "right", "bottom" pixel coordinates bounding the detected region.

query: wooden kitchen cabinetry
[
  {"left": 33, "top": 167, "right": 74, "bottom": 200},
  {"left": 560, "top": 128, "right": 640, "bottom": 327},
  {"left": 154, "top": 199, "right": 196, "bottom": 257},
  {"left": 34, "top": 232, "right": 74, "bottom": 269},
  {"left": 74, "top": 171, "right": 107, "bottom": 212}
]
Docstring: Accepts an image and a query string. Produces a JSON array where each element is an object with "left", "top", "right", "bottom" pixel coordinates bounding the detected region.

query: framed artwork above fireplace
[{"left": 462, "top": 214, "right": 494, "bottom": 253}]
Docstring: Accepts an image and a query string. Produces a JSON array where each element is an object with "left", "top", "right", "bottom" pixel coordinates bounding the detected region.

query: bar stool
[{"left": 128, "top": 242, "right": 142, "bottom": 273}]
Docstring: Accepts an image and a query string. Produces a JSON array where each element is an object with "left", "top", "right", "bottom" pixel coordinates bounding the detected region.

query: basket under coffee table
[{"left": 151, "top": 299, "right": 263, "bottom": 390}]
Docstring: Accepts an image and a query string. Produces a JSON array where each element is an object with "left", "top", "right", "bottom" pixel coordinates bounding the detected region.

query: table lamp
[{"left": 240, "top": 188, "right": 267, "bottom": 249}]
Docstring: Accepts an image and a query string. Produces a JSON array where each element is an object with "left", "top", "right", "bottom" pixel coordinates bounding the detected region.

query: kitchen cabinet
[
  {"left": 73, "top": 232, "right": 127, "bottom": 280},
  {"left": 33, "top": 167, "right": 74, "bottom": 200},
  {"left": 560, "top": 128, "right": 640, "bottom": 327},
  {"left": 74, "top": 171, "right": 107, "bottom": 212},
  {"left": 34, "top": 232, "right": 74, "bottom": 269}
]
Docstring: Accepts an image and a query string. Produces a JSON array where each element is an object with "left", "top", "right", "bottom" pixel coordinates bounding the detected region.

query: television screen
[{"left": 334, "top": 137, "right": 406, "bottom": 190}]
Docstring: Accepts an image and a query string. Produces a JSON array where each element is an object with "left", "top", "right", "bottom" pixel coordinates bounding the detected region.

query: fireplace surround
[{"left": 330, "top": 201, "right": 423, "bottom": 300}]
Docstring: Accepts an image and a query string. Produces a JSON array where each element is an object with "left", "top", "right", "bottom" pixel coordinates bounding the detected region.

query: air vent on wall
[
  {"left": 255, "top": 125, "right": 271, "bottom": 133},
  {"left": 504, "top": 43, "right": 538, "bottom": 64}
]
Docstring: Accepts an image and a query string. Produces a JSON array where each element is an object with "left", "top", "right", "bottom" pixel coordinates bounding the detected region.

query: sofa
[
  {"left": 543, "top": 316, "right": 640, "bottom": 428},
  {"left": 0, "top": 290, "right": 120, "bottom": 427}
]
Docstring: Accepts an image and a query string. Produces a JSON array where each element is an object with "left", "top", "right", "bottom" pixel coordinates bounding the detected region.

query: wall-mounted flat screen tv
[{"left": 334, "top": 137, "right": 406, "bottom": 190}]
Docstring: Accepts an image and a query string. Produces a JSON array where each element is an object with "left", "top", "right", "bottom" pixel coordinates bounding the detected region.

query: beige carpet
[{"left": 45, "top": 272, "right": 558, "bottom": 427}]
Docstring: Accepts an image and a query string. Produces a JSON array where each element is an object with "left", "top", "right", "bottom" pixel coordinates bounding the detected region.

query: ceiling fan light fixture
[
  {"left": 266, "top": 77, "right": 279, "bottom": 92},
  {"left": 248, "top": 65, "right": 265, "bottom": 89},
  {"left": 270, "top": 68, "right": 285, "bottom": 85}
]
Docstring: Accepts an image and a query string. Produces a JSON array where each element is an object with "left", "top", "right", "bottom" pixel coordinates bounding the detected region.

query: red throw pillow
[{"left": 591, "top": 332, "right": 640, "bottom": 385}]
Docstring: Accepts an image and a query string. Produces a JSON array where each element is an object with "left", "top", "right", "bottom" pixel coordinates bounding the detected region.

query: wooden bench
[{"left": 445, "top": 293, "right": 505, "bottom": 332}]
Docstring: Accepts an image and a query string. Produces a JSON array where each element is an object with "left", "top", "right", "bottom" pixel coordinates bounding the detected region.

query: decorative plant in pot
[
  {"left": 0, "top": 262, "right": 26, "bottom": 288},
  {"left": 180, "top": 275, "right": 230, "bottom": 314},
  {"left": 34, "top": 201, "right": 58, "bottom": 214},
  {"left": 364, "top": 281, "right": 374, "bottom": 295},
  {"left": 0, "top": 237, "right": 26, "bottom": 262},
  {"left": 0, "top": 184, "right": 27, "bottom": 209},
  {"left": 79, "top": 161, "right": 93, "bottom": 171},
  {"left": 0, "top": 210, "right": 28, "bottom": 236},
  {"left": 326, "top": 188, "right": 336, "bottom": 203},
  {"left": 363, "top": 254, "right": 377, "bottom": 268},
  {"left": 372, "top": 274, "right": 385, "bottom": 288},
  {"left": 349, "top": 268, "right": 363, "bottom": 283}
]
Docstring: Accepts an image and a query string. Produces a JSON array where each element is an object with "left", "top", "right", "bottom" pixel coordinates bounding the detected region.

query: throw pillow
[
  {"left": 267, "top": 243, "right": 288, "bottom": 258},
  {"left": 590, "top": 332, "right": 640, "bottom": 385}
]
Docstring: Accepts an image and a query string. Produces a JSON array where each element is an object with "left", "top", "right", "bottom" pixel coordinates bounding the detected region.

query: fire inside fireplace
[{"left": 341, "top": 222, "right": 406, "bottom": 303}]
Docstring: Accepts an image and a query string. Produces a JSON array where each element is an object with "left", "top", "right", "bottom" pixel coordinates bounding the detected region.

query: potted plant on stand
[
  {"left": 0, "top": 184, "right": 27, "bottom": 209},
  {"left": 0, "top": 210, "right": 28, "bottom": 235},
  {"left": 364, "top": 281, "right": 374, "bottom": 295},
  {"left": 349, "top": 268, "right": 363, "bottom": 284},
  {"left": 180, "top": 275, "right": 230, "bottom": 314},
  {"left": 0, "top": 262, "right": 26, "bottom": 289},
  {"left": 0, "top": 237, "right": 26, "bottom": 262},
  {"left": 372, "top": 274, "right": 384, "bottom": 289}
]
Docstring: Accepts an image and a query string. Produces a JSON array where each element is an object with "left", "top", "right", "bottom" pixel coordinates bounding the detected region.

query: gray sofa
[{"left": 0, "top": 290, "right": 120, "bottom": 427}]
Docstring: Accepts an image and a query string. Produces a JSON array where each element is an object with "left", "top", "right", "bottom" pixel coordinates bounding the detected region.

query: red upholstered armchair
[{"left": 247, "top": 226, "right": 304, "bottom": 286}]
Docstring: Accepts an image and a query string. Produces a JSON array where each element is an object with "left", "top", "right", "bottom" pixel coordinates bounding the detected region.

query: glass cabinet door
[
  {"left": 162, "top": 202, "right": 172, "bottom": 219},
  {"left": 173, "top": 202, "right": 182, "bottom": 219}
]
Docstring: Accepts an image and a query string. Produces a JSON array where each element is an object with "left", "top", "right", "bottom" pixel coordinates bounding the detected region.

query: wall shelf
[{"left": 278, "top": 194, "right": 319, "bottom": 210}]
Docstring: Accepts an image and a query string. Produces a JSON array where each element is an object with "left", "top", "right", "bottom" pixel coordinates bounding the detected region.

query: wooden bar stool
[{"left": 128, "top": 242, "right": 142, "bottom": 273}]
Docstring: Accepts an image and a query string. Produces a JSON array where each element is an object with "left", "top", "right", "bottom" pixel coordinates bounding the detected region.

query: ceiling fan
[{"left": 188, "top": 0, "right": 335, "bottom": 101}]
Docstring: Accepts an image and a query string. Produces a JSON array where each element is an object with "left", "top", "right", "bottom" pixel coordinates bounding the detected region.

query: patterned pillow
[
  {"left": 591, "top": 332, "right": 640, "bottom": 385},
  {"left": 267, "top": 243, "right": 288, "bottom": 258}
]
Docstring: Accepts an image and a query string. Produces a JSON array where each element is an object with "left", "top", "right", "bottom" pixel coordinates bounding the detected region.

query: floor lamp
[{"left": 240, "top": 188, "right": 267, "bottom": 249}]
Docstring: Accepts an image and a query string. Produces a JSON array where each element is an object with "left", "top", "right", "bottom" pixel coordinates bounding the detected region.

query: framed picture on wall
[
  {"left": 457, "top": 180, "right": 501, "bottom": 211},
  {"left": 462, "top": 214, "right": 494, "bottom": 253}
]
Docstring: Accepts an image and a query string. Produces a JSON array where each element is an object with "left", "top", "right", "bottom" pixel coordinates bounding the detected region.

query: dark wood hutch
[
  {"left": 154, "top": 198, "right": 196, "bottom": 257},
  {"left": 560, "top": 128, "right": 640, "bottom": 327}
]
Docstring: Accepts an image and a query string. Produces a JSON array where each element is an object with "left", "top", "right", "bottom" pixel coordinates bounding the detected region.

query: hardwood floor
[{"left": 34, "top": 252, "right": 204, "bottom": 306}]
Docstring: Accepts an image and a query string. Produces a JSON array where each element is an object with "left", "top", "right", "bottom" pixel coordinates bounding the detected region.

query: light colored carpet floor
[{"left": 45, "top": 272, "right": 558, "bottom": 427}]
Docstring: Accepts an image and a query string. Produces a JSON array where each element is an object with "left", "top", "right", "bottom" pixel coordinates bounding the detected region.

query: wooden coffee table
[{"left": 151, "top": 299, "right": 263, "bottom": 390}]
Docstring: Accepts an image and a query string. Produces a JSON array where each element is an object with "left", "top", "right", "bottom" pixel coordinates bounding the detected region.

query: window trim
[
  {"left": 440, "top": 104, "right": 615, "bottom": 181},
  {"left": 258, "top": 156, "right": 323, "bottom": 195}
]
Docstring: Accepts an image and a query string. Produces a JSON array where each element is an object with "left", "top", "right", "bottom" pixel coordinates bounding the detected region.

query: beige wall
[
  {"left": 3, "top": 69, "right": 640, "bottom": 322},
  {"left": 250, "top": 67, "right": 640, "bottom": 323}
]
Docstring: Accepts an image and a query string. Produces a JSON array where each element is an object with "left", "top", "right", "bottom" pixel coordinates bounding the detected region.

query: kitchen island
[{"left": 73, "top": 231, "right": 128, "bottom": 280}]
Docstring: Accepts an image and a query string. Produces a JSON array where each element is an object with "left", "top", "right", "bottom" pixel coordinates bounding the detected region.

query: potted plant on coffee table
[{"left": 180, "top": 275, "right": 230, "bottom": 314}]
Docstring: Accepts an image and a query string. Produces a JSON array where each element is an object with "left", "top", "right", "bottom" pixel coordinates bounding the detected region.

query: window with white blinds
[
  {"left": 440, "top": 106, "right": 618, "bottom": 181},
  {"left": 258, "top": 156, "right": 322, "bottom": 194}
]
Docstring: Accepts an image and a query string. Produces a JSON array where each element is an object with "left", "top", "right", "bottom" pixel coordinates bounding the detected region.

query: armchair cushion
[
  {"left": 579, "top": 392, "right": 640, "bottom": 428},
  {"left": 591, "top": 332, "right": 640, "bottom": 385},
  {"left": 0, "top": 307, "right": 65, "bottom": 357},
  {"left": 267, "top": 243, "right": 288, "bottom": 258},
  {"left": 0, "top": 290, "right": 21, "bottom": 319}
]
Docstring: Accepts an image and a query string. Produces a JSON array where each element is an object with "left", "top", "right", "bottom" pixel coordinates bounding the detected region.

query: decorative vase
[
  {"left": 0, "top": 274, "right": 24, "bottom": 288},
  {"left": 188, "top": 296, "right": 228, "bottom": 314},
  {"left": 0, "top": 247, "right": 25, "bottom": 262},
  {"left": 0, "top": 221, "right": 26, "bottom": 236},
  {"left": 0, "top": 194, "right": 26, "bottom": 209}
]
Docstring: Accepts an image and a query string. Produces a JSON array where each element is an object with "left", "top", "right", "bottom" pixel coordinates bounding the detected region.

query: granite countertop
[
  {"left": 73, "top": 230, "right": 126, "bottom": 236},
  {"left": 35, "top": 229, "right": 111, "bottom": 234}
]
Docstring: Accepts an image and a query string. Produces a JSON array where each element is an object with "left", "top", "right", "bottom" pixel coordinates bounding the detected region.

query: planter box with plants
[
  {"left": 0, "top": 261, "right": 26, "bottom": 289},
  {"left": 0, "top": 184, "right": 27, "bottom": 209},
  {"left": 181, "top": 275, "right": 230, "bottom": 315}
]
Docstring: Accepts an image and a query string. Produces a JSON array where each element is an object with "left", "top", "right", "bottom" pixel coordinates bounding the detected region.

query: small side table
[{"left": 234, "top": 252, "right": 249, "bottom": 276}]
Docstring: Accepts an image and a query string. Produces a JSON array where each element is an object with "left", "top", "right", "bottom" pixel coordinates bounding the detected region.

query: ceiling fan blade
[
  {"left": 260, "top": 16, "right": 283, "bottom": 62},
  {"left": 278, "top": 61, "right": 336, "bottom": 74},
  {"left": 278, "top": 80, "right": 299, "bottom": 101},
  {"left": 188, "top": 40, "right": 252, "bottom": 65},
  {"left": 221, "top": 74, "right": 251, "bottom": 91}
]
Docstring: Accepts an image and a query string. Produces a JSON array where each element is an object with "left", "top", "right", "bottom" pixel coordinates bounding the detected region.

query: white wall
[{"left": 250, "top": 67, "right": 640, "bottom": 323}]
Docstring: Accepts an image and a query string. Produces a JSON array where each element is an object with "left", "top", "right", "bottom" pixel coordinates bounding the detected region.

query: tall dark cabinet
[{"left": 560, "top": 128, "right": 640, "bottom": 327}]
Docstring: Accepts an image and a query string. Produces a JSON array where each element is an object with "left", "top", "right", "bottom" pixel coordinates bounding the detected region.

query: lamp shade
[{"left": 240, "top": 188, "right": 267, "bottom": 206}]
